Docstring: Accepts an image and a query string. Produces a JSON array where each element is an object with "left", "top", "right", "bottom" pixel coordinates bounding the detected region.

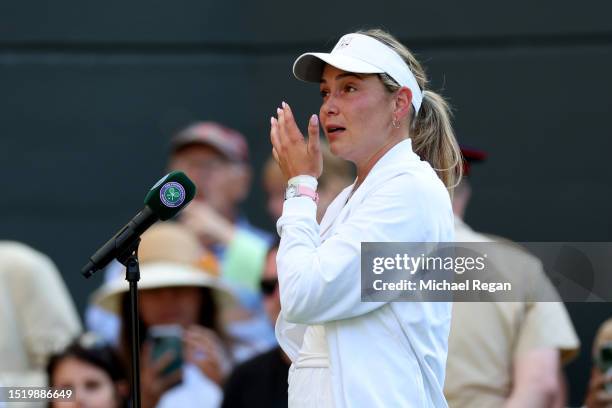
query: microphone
[{"left": 81, "top": 171, "right": 196, "bottom": 278}]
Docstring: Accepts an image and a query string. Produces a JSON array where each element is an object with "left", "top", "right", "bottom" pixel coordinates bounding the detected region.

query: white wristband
[{"left": 288, "top": 175, "right": 318, "bottom": 191}]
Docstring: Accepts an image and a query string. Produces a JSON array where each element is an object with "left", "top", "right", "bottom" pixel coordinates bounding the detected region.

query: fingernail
[
  {"left": 310, "top": 114, "right": 318, "bottom": 125},
  {"left": 270, "top": 116, "right": 274, "bottom": 125},
  {"left": 277, "top": 108, "right": 283, "bottom": 115},
  {"left": 282, "top": 101, "right": 287, "bottom": 109}
]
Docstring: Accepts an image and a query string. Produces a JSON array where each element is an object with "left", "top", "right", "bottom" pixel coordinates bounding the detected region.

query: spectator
[
  {"left": 584, "top": 318, "right": 612, "bottom": 408},
  {"left": 92, "top": 223, "right": 237, "bottom": 408},
  {"left": 444, "top": 148, "right": 580, "bottom": 407},
  {"left": 169, "top": 121, "right": 272, "bottom": 290},
  {"left": 47, "top": 332, "right": 128, "bottom": 408},
  {"left": 169, "top": 122, "right": 276, "bottom": 359},
  {"left": 0, "top": 241, "right": 81, "bottom": 406},
  {"left": 222, "top": 243, "right": 291, "bottom": 408}
]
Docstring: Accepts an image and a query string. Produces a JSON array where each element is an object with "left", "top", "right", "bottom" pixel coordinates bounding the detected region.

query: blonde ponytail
[
  {"left": 412, "top": 90, "right": 462, "bottom": 191},
  {"left": 357, "top": 28, "right": 462, "bottom": 193}
]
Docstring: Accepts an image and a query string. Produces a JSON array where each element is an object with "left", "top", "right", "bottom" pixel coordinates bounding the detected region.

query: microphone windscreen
[{"left": 144, "top": 171, "right": 196, "bottom": 220}]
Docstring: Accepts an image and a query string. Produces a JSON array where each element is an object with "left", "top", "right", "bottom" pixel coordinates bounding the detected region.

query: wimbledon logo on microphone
[{"left": 160, "top": 182, "right": 186, "bottom": 208}]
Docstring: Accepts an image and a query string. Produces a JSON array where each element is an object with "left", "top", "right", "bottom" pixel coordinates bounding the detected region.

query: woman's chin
[{"left": 328, "top": 139, "right": 344, "bottom": 157}]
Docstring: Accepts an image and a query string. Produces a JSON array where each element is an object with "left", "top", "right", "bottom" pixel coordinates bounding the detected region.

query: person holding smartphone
[{"left": 92, "top": 223, "right": 236, "bottom": 408}]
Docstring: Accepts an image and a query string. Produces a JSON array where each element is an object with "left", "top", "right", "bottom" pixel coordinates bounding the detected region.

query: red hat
[
  {"left": 460, "top": 146, "right": 487, "bottom": 177},
  {"left": 171, "top": 122, "right": 249, "bottom": 163}
]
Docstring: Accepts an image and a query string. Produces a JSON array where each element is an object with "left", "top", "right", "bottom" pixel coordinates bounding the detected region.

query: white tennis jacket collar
[{"left": 276, "top": 139, "right": 454, "bottom": 407}]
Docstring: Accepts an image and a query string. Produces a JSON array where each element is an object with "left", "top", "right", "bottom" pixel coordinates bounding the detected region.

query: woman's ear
[{"left": 394, "top": 87, "right": 413, "bottom": 121}]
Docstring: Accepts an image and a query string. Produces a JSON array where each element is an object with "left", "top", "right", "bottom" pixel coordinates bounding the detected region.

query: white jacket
[{"left": 276, "top": 139, "right": 454, "bottom": 407}]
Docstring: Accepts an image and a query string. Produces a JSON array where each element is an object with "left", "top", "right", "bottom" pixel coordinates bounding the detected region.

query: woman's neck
[{"left": 354, "top": 136, "right": 406, "bottom": 186}]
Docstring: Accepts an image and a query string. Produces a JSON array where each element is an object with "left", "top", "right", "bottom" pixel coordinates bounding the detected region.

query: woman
[
  {"left": 47, "top": 333, "right": 128, "bottom": 408},
  {"left": 269, "top": 29, "right": 461, "bottom": 407},
  {"left": 92, "top": 223, "right": 237, "bottom": 408}
]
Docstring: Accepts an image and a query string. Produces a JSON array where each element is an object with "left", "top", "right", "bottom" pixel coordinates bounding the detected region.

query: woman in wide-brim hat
[
  {"left": 92, "top": 222, "right": 237, "bottom": 408},
  {"left": 92, "top": 260, "right": 235, "bottom": 318}
]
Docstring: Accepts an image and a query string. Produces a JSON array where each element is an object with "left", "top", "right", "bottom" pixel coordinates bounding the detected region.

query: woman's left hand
[
  {"left": 270, "top": 101, "right": 323, "bottom": 179},
  {"left": 183, "top": 325, "right": 228, "bottom": 386}
]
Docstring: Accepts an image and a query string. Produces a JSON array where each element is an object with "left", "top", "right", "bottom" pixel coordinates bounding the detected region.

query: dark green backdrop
[{"left": 1, "top": 1, "right": 610, "bottom": 404}]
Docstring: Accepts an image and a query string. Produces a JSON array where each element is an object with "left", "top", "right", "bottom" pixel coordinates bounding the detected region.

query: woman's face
[
  {"left": 139, "top": 286, "right": 203, "bottom": 328},
  {"left": 319, "top": 65, "right": 395, "bottom": 165},
  {"left": 51, "top": 357, "right": 120, "bottom": 408}
]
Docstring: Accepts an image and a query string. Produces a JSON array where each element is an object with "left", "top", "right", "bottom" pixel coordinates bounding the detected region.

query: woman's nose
[{"left": 321, "top": 93, "right": 339, "bottom": 116}]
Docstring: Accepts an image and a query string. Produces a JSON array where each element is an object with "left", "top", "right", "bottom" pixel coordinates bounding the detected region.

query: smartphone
[
  {"left": 148, "top": 324, "right": 183, "bottom": 377},
  {"left": 597, "top": 341, "right": 612, "bottom": 393}
]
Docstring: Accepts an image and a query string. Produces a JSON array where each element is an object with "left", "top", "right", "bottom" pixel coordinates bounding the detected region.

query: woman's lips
[
  {"left": 157, "top": 311, "right": 183, "bottom": 323},
  {"left": 326, "top": 126, "right": 346, "bottom": 142}
]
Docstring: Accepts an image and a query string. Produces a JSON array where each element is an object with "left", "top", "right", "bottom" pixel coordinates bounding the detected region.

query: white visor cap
[{"left": 293, "top": 33, "right": 423, "bottom": 113}]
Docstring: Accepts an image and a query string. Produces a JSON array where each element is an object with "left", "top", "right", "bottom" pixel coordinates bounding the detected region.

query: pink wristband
[{"left": 285, "top": 184, "right": 319, "bottom": 204}]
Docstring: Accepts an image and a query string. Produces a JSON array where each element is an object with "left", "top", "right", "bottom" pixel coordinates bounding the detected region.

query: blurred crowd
[{"left": 1, "top": 122, "right": 610, "bottom": 408}]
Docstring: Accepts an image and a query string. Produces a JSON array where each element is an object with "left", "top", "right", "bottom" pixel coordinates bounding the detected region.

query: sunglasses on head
[
  {"left": 260, "top": 278, "right": 278, "bottom": 296},
  {"left": 77, "top": 332, "right": 108, "bottom": 349}
]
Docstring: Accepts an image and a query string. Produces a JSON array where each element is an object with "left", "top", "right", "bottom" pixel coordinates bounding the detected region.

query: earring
[{"left": 392, "top": 117, "right": 401, "bottom": 129}]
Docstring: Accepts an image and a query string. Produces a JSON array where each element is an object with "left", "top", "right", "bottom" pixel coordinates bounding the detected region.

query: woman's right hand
[
  {"left": 270, "top": 102, "right": 323, "bottom": 180},
  {"left": 140, "top": 343, "right": 183, "bottom": 408}
]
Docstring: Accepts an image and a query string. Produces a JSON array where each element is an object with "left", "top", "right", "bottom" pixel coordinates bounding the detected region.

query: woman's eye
[
  {"left": 84, "top": 380, "right": 101, "bottom": 391},
  {"left": 345, "top": 85, "right": 357, "bottom": 93},
  {"left": 320, "top": 90, "right": 329, "bottom": 98}
]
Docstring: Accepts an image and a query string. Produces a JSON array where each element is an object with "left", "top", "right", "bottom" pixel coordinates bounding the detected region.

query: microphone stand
[{"left": 116, "top": 239, "right": 142, "bottom": 408}]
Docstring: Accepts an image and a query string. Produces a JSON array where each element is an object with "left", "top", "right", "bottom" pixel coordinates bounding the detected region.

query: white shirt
[
  {"left": 276, "top": 139, "right": 454, "bottom": 407},
  {"left": 0, "top": 242, "right": 81, "bottom": 389},
  {"left": 295, "top": 325, "right": 329, "bottom": 368},
  {"left": 157, "top": 364, "right": 222, "bottom": 408}
]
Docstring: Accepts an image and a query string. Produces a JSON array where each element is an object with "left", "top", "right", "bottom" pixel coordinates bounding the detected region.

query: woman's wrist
[
  {"left": 288, "top": 175, "right": 318, "bottom": 190},
  {"left": 285, "top": 177, "right": 319, "bottom": 204}
]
